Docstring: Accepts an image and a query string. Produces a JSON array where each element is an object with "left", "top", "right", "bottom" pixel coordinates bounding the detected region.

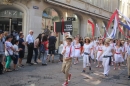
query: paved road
[{"left": 0, "top": 56, "right": 130, "bottom": 86}]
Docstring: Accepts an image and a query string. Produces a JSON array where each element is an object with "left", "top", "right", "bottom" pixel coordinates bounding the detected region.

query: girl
[
  {"left": 114, "top": 41, "right": 123, "bottom": 70},
  {"left": 41, "top": 36, "right": 48, "bottom": 66},
  {"left": 58, "top": 41, "right": 64, "bottom": 62},
  {"left": 98, "top": 38, "right": 114, "bottom": 77},
  {"left": 5, "top": 36, "right": 14, "bottom": 72},
  {"left": 74, "top": 38, "right": 81, "bottom": 65},
  {"left": 34, "top": 34, "right": 42, "bottom": 64},
  {"left": 82, "top": 37, "right": 91, "bottom": 73},
  {"left": 96, "top": 38, "right": 104, "bottom": 68}
]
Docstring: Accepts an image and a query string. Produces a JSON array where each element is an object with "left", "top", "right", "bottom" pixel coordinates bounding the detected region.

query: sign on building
[
  {"left": 54, "top": 21, "right": 73, "bottom": 32},
  {"left": 67, "top": 17, "right": 76, "bottom": 21}
]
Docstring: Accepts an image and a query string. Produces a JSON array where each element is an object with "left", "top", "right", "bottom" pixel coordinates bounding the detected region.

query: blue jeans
[
  {"left": 34, "top": 48, "right": 38, "bottom": 62},
  {"left": 41, "top": 51, "right": 47, "bottom": 64}
]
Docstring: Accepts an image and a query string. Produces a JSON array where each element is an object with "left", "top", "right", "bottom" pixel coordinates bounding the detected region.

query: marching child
[
  {"left": 74, "top": 38, "right": 81, "bottom": 65},
  {"left": 96, "top": 38, "right": 104, "bottom": 68},
  {"left": 114, "top": 41, "right": 123, "bottom": 70},
  {"left": 61, "top": 37, "right": 74, "bottom": 86},
  {"left": 82, "top": 37, "right": 91, "bottom": 73}
]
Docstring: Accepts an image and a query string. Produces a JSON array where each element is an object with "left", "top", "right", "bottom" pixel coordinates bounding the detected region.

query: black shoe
[
  {"left": 48, "top": 60, "right": 50, "bottom": 62},
  {"left": 82, "top": 70, "right": 85, "bottom": 73},
  {"left": 89, "top": 67, "right": 91, "bottom": 71},
  {"left": 42, "top": 64, "right": 47, "bottom": 66},
  {"left": 128, "top": 76, "right": 130, "bottom": 80},
  {"left": 104, "top": 74, "right": 108, "bottom": 77}
]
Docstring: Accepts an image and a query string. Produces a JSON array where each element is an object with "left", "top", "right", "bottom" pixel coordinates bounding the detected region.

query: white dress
[
  {"left": 90, "top": 41, "right": 95, "bottom": 59},
  {"left": 74, "top": 43, "right": 81, "bottom": 57},
  {"left": 96, "top": 45, "right": 103, "bottom": 61},
  {"left": 114, "top": 46, "right": 124, "bottom": 63}
]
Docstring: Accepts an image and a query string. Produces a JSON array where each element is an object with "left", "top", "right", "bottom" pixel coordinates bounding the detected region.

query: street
[{"left": 0, "top": 56, "right": 130, "bottom": 86}]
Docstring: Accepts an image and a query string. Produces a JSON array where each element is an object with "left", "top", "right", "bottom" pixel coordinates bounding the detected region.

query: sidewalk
[{"left": 0, "top": 57, "right": 130, "bottom": 86}]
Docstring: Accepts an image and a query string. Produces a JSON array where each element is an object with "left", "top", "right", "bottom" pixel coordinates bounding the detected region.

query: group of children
[{"left": 61, "top": 35, "right": 130, "bottom": 86}]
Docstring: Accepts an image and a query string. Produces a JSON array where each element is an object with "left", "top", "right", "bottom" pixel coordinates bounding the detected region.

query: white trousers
[
  {"left": 102, "top": 57, "right": 110, "bottom": 75},
  {"left": 83, "top": 55, "right": 90, "bottom": 68}
]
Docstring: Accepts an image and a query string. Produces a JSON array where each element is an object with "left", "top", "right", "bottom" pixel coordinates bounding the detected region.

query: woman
[
  {"left": 41, "top": 36, "right": 48, "bottom": 66},
  {"left": 74, "top": 38, "right": 81, "bottom": 65},
  {"left": 96, "top": 38, "right": 104, "bottom": 68},
  {"left": 82, "top": 37, "right": 91, "bottom": 73},
  {"left": 5, "top": 36, "right": 14, "bottom": 72},
  {"left": 34, "top": 34, "right": 42, "bottom": 64},
  {"left": 98, "top": 38, "right": 114, "bottom": 77}
]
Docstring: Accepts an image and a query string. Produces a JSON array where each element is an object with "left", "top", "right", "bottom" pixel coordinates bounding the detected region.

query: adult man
[
  {"left": 26, "top": 30, "right": 34, "bottom": 65},
  {"left": 44, "top": 26, "right": 51, "bottom": 36},
  {"left": 48, "top": 32, "right": 57, "bottom": 63},
  {"left": 19, "top": 33, "right": 25, "bottom": 67},
  {"left": 127, "top": 39, "right": 130, "bottom": 79},
  {"left": 0, "top": 31, "right": 4, "bottom": 74}
]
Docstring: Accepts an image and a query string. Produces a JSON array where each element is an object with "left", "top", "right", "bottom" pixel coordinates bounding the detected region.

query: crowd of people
[
  {"left": 60, "top": 35, "right": 130, "bottom": 86},
  {"left": 0, "top": 30, "right": 56, "bottom": 73},
  {"left": 0, "top": 30, "right": 130, "bottom": 86}
]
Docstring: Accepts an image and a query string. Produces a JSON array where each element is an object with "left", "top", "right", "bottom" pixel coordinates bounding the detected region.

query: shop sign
[
  {"left": 33, "top": 6, "right": 39, "bottom": 9},
  {"left": 67, "top": 17, "right": 76, "bottom": 21},
  {"left": 54, "top": 21, "right": 73, "bottom": 32}
]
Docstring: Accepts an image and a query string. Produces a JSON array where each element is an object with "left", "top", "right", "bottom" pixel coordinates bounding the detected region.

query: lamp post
[{"left": 9, "top": 18, "right": 12, "bottom": 34}]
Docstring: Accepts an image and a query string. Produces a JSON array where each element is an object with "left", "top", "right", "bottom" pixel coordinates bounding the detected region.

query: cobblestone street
[{"left": 0, "top": 56, "right": 130, "bottom": 86}]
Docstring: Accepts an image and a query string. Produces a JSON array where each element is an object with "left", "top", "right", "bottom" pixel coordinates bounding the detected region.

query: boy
[
  {"left": 61, "top": 37, "right": 74, "bottom": 86},
  {"left": 13, "top": 40, "right": 22, "bottom": 70}
]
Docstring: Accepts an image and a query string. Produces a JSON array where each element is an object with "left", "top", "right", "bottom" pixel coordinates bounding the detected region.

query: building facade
[{"left": 0, "top": 0, "right": 120, "bottom": 42}]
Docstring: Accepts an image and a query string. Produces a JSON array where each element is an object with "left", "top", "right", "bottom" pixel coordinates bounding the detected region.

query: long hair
[
  {"left": 42, "top": 36, "right": 48, "bottom": 42},
  {"left": 36, "top": 34, "right": 42, "bottom": 47}
]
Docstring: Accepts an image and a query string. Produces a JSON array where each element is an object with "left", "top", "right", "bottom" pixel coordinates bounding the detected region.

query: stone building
[{"left": 0, "top": 0, "right": 123, "bottom": 45}]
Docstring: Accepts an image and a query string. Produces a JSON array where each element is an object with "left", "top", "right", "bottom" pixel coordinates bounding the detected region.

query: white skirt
[
  {"left": 114, "top": 54, "right": 124, "bottom": 63},
  {"left": 96, "top": 51, "right": 103, "bottom": 61},
  {"left": 74, "top": 49, "right": 81, "bottom": 57}
]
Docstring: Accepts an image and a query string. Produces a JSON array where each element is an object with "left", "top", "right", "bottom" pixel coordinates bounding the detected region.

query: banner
[
  {"left": 88, "top": 20, "right": 95, "bottom": 37},
  {"left": 118, "top": 26, "right": 129, "bottom": 38},
  {"left": 61, "top": 18, "right": 65, "bottom": 34},
  {"left": 120, "top": 21, "right": 130, "bottom": 30}
]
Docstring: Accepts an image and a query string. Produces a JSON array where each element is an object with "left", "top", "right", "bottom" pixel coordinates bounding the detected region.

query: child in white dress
[
  {"left": 114, "top": 41, "right": 123, "bottom": 70},
  {"left": 74, "top": 38, "right": 81, "bottom": 65},
  {"left": 82, "top": 37, "right": 91, "bottom": 73},
  {"left": 96, "top": 39, "right": 104, "bottom": 68}
]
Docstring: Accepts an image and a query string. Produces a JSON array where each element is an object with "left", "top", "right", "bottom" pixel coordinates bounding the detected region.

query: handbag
[{"left": 6, "top": 49, "right": 16, "bottom": 60}]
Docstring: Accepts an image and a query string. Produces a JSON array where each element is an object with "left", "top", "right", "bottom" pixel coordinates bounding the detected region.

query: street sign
[
  {"left": 33, "top": 6, "right": 39, "bottom": 9},
  {"left": 67, "top": 17, "right": 76, "bottom": 21}
]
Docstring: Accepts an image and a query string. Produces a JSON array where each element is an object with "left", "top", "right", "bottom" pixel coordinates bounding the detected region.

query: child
[
  {"left": 58, "top": 41, "right": 63, "bottom": 62},
  {"left": 61, "top": 37, "right": 74, "bottom": 86},
  {"left": 13, "top": 40, "right": 22, "bottom": 70},
  {"left": 82, "top": 37, "right": 91, "bottom": 73},
  {"left": 74, "top": 37, "right": 81, "bottom": 65}
]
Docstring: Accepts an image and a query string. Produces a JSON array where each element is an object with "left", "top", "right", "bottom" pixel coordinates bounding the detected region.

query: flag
[
  {"left": 120, "top": 21, "right": 130, "bottom": 30},
  {"left": 96, "top": 24, "right": 102, "bottom": 37},
  {"left": 103, "top": 25, "right": 110, "bottom": 37},
  {"left": 104, "top": 10, "right": 118, "bottom": 37},
  {"left": 88, "top": 20, "right": 95, "bottom": 37},
  {"left": 118, "top": 26, "right": 129, "bottom": 38},
  {"left": 109, "top": 15, "right": 118, "bottom": 38}
]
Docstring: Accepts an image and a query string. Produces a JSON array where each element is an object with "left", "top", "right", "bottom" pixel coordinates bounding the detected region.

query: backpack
[
  {"left": 0, "top": 62, "right": 3, "bottom": 74},
  {"left": 40, "top": 44, "right": 46, "bottom": 53}
]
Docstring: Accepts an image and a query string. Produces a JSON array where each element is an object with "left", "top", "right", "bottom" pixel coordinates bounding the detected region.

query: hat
[
  {"left": 66, "top": 36, "right": 73, "bottom": 40},
  {"left": 105, "top": 38, "right": 111, "bottom": 43},
  {"left": 121, "top": 40, "right": 125, "bottom": 43},
  {"left": 128, "top": 38, "right": 130, "bottom": 41},
  {"left": 85, "top": 37, "right": 90, "bottom": 40}
]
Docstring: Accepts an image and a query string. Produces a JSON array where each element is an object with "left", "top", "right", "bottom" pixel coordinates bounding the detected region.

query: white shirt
[
  {"left": 74, "top": 43, "right": 81, "bottom": 49},
  {"left": 62, "top": 45, "right": 75, "bottom": 58},
  {"left": 26, "top": 34, "right": 34, "bottom": 44},
  {"left": 114, "top": 46, "right": 122, "bottom": 54},
  {"left": 127, "top": 44, "right": 130, "bottom": 56},
  {"left": 83, "top": 44, "right": 91, "bottom": 54},
  {"left": 13, "top": 44, "right": 19, "bottom": 55},
  {"left": 5, "top": 41, "right": 13, "bottom": 56},
  {"left": 102, "top": 46, "right": 113, "bottom": 56}
]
